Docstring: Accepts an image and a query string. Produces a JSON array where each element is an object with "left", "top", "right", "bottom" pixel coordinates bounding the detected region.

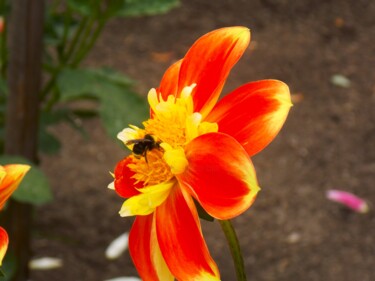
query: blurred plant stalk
[{"left": 3, "top": 0, "right": 44, "bottom": 280}]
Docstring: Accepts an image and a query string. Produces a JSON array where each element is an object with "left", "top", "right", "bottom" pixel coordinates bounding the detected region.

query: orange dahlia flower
[
  {"left": 110, "top": 26, "right": 291, "bottom": 280},
  {"left": 0, "top": 164, "right": 30, "bottom": 265}
]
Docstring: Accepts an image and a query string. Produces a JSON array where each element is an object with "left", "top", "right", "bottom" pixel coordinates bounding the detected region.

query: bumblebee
[{"left": 125, "top": 134, "right": 160, "bottom": 162}]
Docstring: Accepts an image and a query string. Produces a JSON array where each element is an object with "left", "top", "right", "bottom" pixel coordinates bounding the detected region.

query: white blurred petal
[
  {"left": 104, "top": 277, "right": 141, "bottom": 281},
  {"left": 330, "top": 74, "right": 351, "bottom": 88},
  {"left": 29, "top": 257, "right": 63, "bottom": 270},
  {"left": 105, "top": 232, "right": 129, "bottom": 260},
  {"left": 108, "top": 181, "right": 115, "bottom": 190}
]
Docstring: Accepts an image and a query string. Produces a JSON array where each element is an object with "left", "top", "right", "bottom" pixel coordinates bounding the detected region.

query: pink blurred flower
[{"left": 326, "top": 189, "right": 369, "bottom": 213}]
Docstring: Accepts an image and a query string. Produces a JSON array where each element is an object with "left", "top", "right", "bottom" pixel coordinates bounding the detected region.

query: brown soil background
[{"left": 32, "top": 0, "right": 375, "bottom": 280}]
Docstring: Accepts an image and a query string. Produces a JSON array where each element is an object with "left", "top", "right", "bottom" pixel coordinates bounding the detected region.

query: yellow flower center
[
  {"left": 145, "top": 85, "right": 196, "bottom": 147},
  {"left": 117, "top": 84, "right": 218, "bottom": 187},
  {"left": 117, "top": 85, "right": 219, "bottom": 217},
  {"left": 127, "top": 150, "right": 173, "bottom": 186}
]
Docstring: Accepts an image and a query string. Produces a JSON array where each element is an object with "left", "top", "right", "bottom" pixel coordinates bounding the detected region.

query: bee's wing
[{"left": 125, "top": 139, "right": 153, "bottom": 145}]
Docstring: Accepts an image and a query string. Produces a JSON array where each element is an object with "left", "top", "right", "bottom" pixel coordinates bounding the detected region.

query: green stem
[
  {"left": 41, "top": 8, "right": 108, "bottom": 106},
  {"left": 63, "top": 16, "right": 89, "bottom": 63},
  {"left": 40, "top": 17, "right": 89, "bottom": 102},
  {"left": 71, "top": 18, "right": 106, "bottom": 67},
  {"left": 219, "top": 219, "right": 247, "bottom": 281},
  {"left": 69, "top": 17, "right": 95, "bottom": 65},
  {"left": 40, "top": 70, "right": 58, "bottom": 102},
  {"left": 50, "top": 0, "right": 62, "bottom": 14},
  {"left": 44, "top": 87, "right": 59, "bottom": 111},
  {"left": 57, "top": 8, "right": 72, "bottom": 62}
]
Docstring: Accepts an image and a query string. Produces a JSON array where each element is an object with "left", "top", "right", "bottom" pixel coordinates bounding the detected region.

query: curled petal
[
  {"left": 0, "top": 227, "right": 8, "bottom": 266},
  {"left": 178, "top": 26, "right": 250, "bottom": 117},
  {"left": 156, "top": 188, "right": 220, "bottom": 280},
  {"left": 206, "top": 79, "right": 292, "bottom": 156},
  {"left": 119, "top": 181, "right": 174, "bottom": 217},
  {"left": 160, "top": 143, "right": 188, "bottom": 175},
  {"left": 117, "top": 126, "right": 141, "bottom": 146},
  {"left": 0, "top": 164, "right": 30, "bottom": 210},
  {"left": 178, "top": 133, "right": 260, "bottom": 219},
  {"left": 157, "top": 59, "right": 183, "bottom": 100},
  {"left": 114, "top": 157, "right": 142, "bottom": 198},
  {"left": 129, "top": 215, "right": 173, "bottom": 281}
]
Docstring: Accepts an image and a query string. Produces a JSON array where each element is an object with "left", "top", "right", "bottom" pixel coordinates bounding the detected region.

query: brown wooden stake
[{"left": 4, "top": 0, "right": 44, "bottom": 280}]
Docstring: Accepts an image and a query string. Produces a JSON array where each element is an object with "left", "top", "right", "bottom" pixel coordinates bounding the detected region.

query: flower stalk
[{"left": 219, "top": 219, "right": 247, "bottom": 281}]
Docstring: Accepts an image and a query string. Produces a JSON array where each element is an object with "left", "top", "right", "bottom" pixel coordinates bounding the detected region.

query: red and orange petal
[
  {"left": 0, "top": 164, "right": 30, "bottom": 210},
  {"left": 156, "top": 59, "right": 183, "bottom": 101},
  {"left": 206, "top": 79, "right": 292, "bottom": 157},
  {"left": 157, "top": 26, "right": 250, "bottom": 118},
  {"left": 129, "top": 215, "right": 166, "bottom": 281},
  {"left": 114, "top": 157, "right": 142, "bottom": 198},
  {"left": 178, "top": 132, "right": 260, "bottom": 220},
  {"left": 0, "top": 227, "right": 8, "bottom": 266},
  {"left": 156, "top": 187, "right": 220, "bottom": 280}
]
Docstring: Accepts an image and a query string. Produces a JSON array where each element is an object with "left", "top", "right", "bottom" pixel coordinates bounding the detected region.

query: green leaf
[
  {"left": 57, "top": 68, "right": 99, "bottom": 101},
  {"left": 39, "top": 129, "right": 61, "bottom": 155},
  {"left": 116, "top": 0, "right": 180, "bottom": 17},
  {"left": 90, "top": 67, "right": 133, "bottom": 87},
  {"left": 57, "top": 67, "right": 148, "bottom": 139},
  {"left": 57, "top": 68, "right": 133, "bottom": 101},
  {"left": 44, "top": 12, "right": 79, "bottom": 47},
  {"left": 0, "top": 251, "right": 16, "bottom": 280},
  {"left": 38, "top": 110, "right": 71, "bottom": 154},
  {"left": 98, "top": 84, "right": 148, "bottom": 139},
  {"left": 71, "top": 108, "right": 98, "bottom": 118},
  {"left": 67, "top": 0, "right": 101, "bottom": 17},
  {"left": 0, "top": 156, "right": 53, "bottom": 206},
  {"left": 0, "top": 77, "right": 7, "bottom": 98}
]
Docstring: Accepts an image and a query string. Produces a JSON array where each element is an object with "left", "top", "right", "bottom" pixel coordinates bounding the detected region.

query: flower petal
[
  {"left": 206, "top": 79, "right": 292, "bottom": 156},
  {"left": 157, "top": 59, "right": 183, "bottom": 100},
  {"left": 0, "top": 227, "right": 8, "bottom": 266},
  {"left": 105, "top": 232, "right": 129, "bottom": 260},
  {"left": 29, "top": 257, "right": 63, "bottom": 270},
  {"left": 156, "top": 187, "right": 220, "bottom": 281},
  {"left": 326, "top": 189, "right": 369, "bottom": 213},
  {"left": 0, "top": 164, "right": 30, "bottom": 210},
  {"left": 129, "top": 215, "right": 173, "bottom": 281},
  {"left": 114, "top": 157, "right": 141, "bottom": 198},
  {"left": 178, "top": 133, "right": 259, "bottom": 219},
  {"left": 119, "top": 180, "right": 174, "bottom": 217},
  {"left": 160, "top": 144, "right": 188, "bottom": 175},
  {"left": 178, "top": 26, "right": 250, "bottom": 117}
]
